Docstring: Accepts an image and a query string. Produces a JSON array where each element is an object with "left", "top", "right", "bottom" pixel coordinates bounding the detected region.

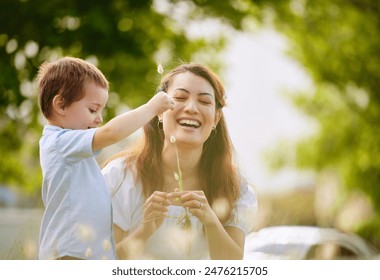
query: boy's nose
[{"left": 95, "top": 115, "right": 103, "bottom": 124}]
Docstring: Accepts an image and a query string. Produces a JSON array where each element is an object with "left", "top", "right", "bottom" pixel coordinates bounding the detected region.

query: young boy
[{"left": 37, "top": 57, "right": 174, "bottom": 259}]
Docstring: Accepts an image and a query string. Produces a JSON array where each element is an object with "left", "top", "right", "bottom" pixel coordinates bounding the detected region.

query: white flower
[
  {"left": 157, "top": 64, "right": 164, "bottom": 75},
  {"left": 170, "top": 135, "right": 176, "bottom": 143}
]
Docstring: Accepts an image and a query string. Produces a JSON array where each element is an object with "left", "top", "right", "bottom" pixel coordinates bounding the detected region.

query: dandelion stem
[
  {"left": 170, "top": 135, "right": 191, "bottom": 231},
  {"left": 174, "top": 144, "right": 183, "bottom": 192}
]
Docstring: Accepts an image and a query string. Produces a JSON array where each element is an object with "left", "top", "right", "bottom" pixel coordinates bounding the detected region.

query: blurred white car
[{"left": 244, "top": 226, "right": 379, "bottom": 260}]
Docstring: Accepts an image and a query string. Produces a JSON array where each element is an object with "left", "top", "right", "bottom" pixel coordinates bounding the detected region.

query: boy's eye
[{"left": 89, "top": 109, "right": 97, "bottom": 113}]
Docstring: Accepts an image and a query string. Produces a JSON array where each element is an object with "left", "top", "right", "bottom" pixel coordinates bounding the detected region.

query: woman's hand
[
  {"left": 142, "top": 191, "right": 171, "bottom": 235},
  {"left": 115, "top": 191, "right": 171, "bottom": 259},
  {"left": 168, "top": 190, "right": 244, "bottom": 259},
  {"left": 167, "top": 190, "right": 219, "bottom": 227}
]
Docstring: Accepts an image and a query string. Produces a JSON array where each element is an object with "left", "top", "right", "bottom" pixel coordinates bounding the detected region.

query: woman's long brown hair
[{"left": 103, "top": 63, "right": 241, "bottom": 223}]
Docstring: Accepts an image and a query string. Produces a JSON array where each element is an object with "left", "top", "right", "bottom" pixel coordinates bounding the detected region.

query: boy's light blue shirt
[{"left": 39, "top": 125, "right": 116, "bottom": 260}]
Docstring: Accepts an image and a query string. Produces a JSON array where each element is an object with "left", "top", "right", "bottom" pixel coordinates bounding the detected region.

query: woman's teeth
[{"left": 178, "top": 119, "right": 200, "bottom": 128}]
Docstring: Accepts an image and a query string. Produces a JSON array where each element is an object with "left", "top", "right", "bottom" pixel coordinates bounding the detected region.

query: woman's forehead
[{"left": 169, "top": 72, "right": 214, "bottom": 95}]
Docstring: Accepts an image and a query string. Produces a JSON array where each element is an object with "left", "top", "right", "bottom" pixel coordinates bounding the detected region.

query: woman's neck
[{"left": 162, "top": 142, "right": 202, "bottom": 192}]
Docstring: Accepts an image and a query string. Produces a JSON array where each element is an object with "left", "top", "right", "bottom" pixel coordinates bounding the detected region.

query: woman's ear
[
  {"left": 52, "top": 95, "right": 66, "bottom": 116},
  {"left": 214, "top": 109, "right": 222, "bottom": 127}
]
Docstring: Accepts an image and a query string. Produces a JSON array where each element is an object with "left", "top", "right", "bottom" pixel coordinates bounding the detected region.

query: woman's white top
[{"left": 102, "top": 157, "right": 258, "bottom": 259}]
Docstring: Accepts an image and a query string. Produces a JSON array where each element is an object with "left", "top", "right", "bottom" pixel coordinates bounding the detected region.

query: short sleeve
[
  {"left": 55, "top": 128, "right": 99, "bottom": 163},
  {"left": 102, "top": 157, "right": 144, "bottom": 232},
  {"left": 224, "top": 183, "right": 258, "bottom": 235}
]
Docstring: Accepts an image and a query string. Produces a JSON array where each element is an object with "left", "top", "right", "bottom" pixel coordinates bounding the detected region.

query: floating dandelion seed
[
  {"left": 212, "top": 197, "right": 230, "bottom": 221},
  {"left": 157, "top": 64, "right": 164, "bottom": 76},
  {"left": 23, "top": 239, "right": 37, "bottom": 259},
  {"left": 174, "top": 172, "right": 179, "bottom": 181},
  {"left": 85, "top": 248, "right": 92, "bottom": 258},
  {"left": 76, "top": 224, "right": 95, "bottom": 242},
  {"left": 102, "top": 239, "right": 111, "bottom": 251}
]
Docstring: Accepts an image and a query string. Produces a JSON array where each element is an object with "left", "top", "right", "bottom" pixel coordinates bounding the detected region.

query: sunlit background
[{"left": 1, "top": 0, "right": 379, "bottom": 259}]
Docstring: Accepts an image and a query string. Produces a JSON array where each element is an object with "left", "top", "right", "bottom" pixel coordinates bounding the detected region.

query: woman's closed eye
[
  {"left": 173, "top": 96, "right": 187, "bottom": 101},
  {"left": 173, "top": 97, "right": 213, "bottom": 105},
  {"left": 199, "top": 99, "right": 212, "bottom": 105},
  {"left": 198, "top": 96, "right": 214, "bottom": 105}
]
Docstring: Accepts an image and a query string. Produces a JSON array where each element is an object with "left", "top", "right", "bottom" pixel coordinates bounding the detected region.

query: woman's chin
[{"left": 174, "top": 134, "right": 203, "bottom": 147}]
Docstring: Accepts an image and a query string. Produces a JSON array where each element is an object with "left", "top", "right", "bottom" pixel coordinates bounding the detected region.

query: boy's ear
[{"left": 52, "top": 95, "right": 66, "bottom": 116}]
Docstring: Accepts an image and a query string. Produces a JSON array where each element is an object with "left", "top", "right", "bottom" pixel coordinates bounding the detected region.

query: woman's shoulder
[
  {"left": 238, "top": 178, "right": 258, "bottom": 208},
  {"left": 101, "top": 156, "right": 139, "bottom": 195},
  {"left": 224, "top": 179, "right": 258, "bottom": 235},
  {"left": 102, "top": 156, "right": 127, "bottom": 170}
]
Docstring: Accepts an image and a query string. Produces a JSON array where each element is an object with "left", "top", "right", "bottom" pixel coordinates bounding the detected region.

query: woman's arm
[
  {"left": 113, "top": 191, "right": 171, "bottom": 259},
  {"left": 204, "top": 222, "right": 245, "bottom": 260},
  {"left": 114, "top": 223, "right": 153, "bottom": 259}
]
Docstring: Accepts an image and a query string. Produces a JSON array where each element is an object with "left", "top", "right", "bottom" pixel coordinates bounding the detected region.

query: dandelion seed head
[{"left": 170, "top": 135, "right": 176, "bottom": 143}]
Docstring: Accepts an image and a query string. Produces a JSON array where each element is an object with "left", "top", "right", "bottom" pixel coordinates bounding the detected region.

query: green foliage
[
  {"left": 264, "top": 0, "right": 380, "bottom": 215},
  {"left": 289, "top": 84, "right": 380, "bottom": 211},
  {"left": 357, "top": 215, "right": 380, "bottom": 250},
  {"left": 0, "top": 0, "right": 225, "bottom": 194}
]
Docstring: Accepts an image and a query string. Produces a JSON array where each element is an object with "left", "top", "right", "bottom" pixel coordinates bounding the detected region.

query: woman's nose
[{"left": 184, "top": 98, "right": 199, "bottom": 113}]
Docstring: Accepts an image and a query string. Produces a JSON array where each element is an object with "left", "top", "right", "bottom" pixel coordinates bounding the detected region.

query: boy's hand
[{"left": 147, "top": 91, "right": 175, "bottom": 115}]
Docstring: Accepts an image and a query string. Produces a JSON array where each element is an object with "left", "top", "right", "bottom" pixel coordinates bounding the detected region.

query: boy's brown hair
[{"left": 37, "top": 57, "right": 109, "bottom": 119}]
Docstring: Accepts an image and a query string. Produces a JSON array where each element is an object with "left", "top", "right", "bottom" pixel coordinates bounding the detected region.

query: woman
[{"left": 102, "top": 63, "right": 257, "bottom": 259}]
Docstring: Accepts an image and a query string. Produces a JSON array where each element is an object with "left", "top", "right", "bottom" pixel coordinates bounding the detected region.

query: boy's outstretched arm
[{"left": 92, "top": 91, "right": 174, "bottom": 151}]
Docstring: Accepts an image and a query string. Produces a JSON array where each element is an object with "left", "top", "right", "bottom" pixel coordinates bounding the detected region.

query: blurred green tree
[
  {"left": 263, "top": 0, "right": 380, "bottom": 247},
  {"left": 0, "top": 0, "right": 225, "bottom": 197}
]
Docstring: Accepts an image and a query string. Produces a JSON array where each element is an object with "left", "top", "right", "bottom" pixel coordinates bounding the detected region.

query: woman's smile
[{"left": 177, "top": 117, "right": 202, "bottom": 129}]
